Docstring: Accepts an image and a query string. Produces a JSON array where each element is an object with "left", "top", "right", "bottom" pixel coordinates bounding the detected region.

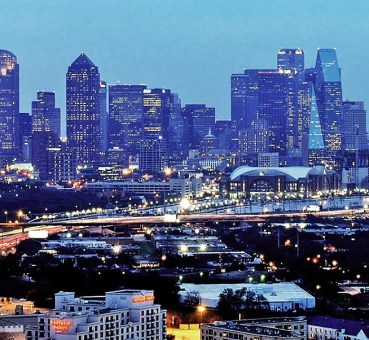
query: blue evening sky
[{"left": 1, "top": 0, "right": 369, "bottom": 134}]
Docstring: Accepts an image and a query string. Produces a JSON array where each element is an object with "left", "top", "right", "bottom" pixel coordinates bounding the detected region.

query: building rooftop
[
  {"left": 230, "top": 165, "right": 334, "bottom": 181},
  {"left": 180, "top": 282, "right": 314, "bottom": 308},
  {"left": 307, "top": 316, "right": 369, "bottom": 337},
  {"left": 0, "top": 315, "right": 39, "bottom": 328}
]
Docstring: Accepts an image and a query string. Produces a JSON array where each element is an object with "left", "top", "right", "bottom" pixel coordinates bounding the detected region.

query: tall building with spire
[
  {"left": 66, "top": 53, "right": 101, "bottom": 165},
  {"left": 0, "top": 49, "right": 19, "bottom": 165}
]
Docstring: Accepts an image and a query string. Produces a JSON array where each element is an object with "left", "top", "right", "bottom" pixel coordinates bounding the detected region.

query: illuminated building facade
[
  {"left": 19, "top": 112, "right": 32, "bottom": 162},
  {"left": 238, "top": 120, "right": 269, "bottom": 154},
  {"left": 99, "top": 80, "right": 108, "bottom": 152},
  {"left": 32, "top": 91, "right": 61, "bottom": 137},
  {"left": 48, "top": 142, "right": 77, "bottom": 181},
  {"left": 108, "top": 84, "right": 146, "bottom": 156},
  {"left": 66, "top": 53, "right": 101, "bottom": 165},
  {"left": 342, "top": 101, "right": 367, "bottom": 150},
  {"left": 277, "top": 49, "right": 311, "bottom": 165},
  {"left": 31, "top": 91, "right": 61, "bottom": 180},
  {"left": 168, "top": 92, "right": 185, "bottom": 161},
  {"left": 26, "top": 290, "right": 167, "bottom": 340},
  {"left": 139, "top": 88, "right": 173, "bottom": 172},
  {"left": 0, "top": 49, "right": 19, "bottom": 164},
  {"left": 230, "top": 48, "right": 349, "bottom": 167},
  {"left": 277, "top": 48, "right": 305, "bottom": 81},
  {"left": 139, "top": 137, "right": 168, "bottom": 173},
  {"left": 231, "top": 69, "right": 259, "bottom": 131},
  {"left": 143, "top": 88, "right": 172, "bottom": 141},
  {"left": 257, "top": 70, "right": 293, "bottom": 157},
  {"left": 308, "top": 87, "right": 328, "bottom": 167},
  {"left": 314, "top": 48, "right": 343, "bottom": 151},
  {"left": 229, "top": 165, "right": 339, "bottom": 197}
]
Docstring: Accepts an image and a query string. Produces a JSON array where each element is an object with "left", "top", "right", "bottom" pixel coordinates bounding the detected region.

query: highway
[{"left": 0, "top": 207, "right": 366, "bottom": 254}]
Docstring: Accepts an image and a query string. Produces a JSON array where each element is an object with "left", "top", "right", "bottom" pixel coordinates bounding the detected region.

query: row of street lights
[{"left": 2, "top": 210, "right": 24, "bottom": 224}]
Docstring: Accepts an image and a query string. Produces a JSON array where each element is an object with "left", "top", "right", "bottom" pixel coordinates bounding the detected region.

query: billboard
[{"left": 28, "top": 230, "right": 48, "bottom": 239}]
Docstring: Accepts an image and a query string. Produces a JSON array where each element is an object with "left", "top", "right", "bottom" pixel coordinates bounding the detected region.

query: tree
[
  {"left": 217, "top": 288, "right": 245, "bottom": 319},
  {"left": 255, "top": 294, "right": 269, "bottom": 310},
  {"left": 183, "top": 290, "right": 201, "bottom": 308},
  {"left": 217, "top": 288, "right": 270, "bottom": 318}
]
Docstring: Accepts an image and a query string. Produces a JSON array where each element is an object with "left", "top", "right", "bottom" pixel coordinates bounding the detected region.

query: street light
[
  {"left": 197, "top": 305, "right": 206, "bottom": 324},
  {"left": 4, "top": 211, "right": 8, "bottom": 223},
  {"left": 112, "top": 245, "right": 122, "bottom": 255},
  {"left": 180, "top": 198, "right": 191, "bottom": 212},
  {"left": 17, "top": 210, "right": 24, "bottom": 223}
]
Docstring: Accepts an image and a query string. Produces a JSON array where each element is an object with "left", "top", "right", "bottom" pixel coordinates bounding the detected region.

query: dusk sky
[{"left": 2, "top": 0, "right": 369, "bottom": 133}]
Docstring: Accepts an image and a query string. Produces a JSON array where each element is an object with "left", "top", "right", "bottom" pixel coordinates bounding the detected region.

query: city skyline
[{"left": 1, "top": 0, "right": 369, "bottom": 133}]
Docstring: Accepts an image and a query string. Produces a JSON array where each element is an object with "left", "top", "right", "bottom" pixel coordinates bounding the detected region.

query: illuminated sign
[
  {"left": 51, "top": 319, "right": 72, "bottom": 332},
  {"left": 132, "top": 295, "right": 154, "bottom": 303}
]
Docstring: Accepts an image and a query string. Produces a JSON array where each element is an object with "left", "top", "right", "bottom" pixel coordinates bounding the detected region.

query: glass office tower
[
  {"left": 0, "top": 49, "right": 19, "bottom": 164},
  {"left": 66, "top": 53, "right": 101, "bottom": 165},
  {"left": 314, "top": 48, "right": 343, "bottom": 151},
  {"left": 108, "top": 84, "right": 146, "bottom": 156}
]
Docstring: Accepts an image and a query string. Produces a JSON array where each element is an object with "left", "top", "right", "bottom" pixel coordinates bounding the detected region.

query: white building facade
[{"left": 26, "top": 290, "right": 166, "bottom": 340}]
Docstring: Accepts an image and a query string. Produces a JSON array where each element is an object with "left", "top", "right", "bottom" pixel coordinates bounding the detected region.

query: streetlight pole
[{"left": 197, "top": 305, "right": 205, "bottom": 325}]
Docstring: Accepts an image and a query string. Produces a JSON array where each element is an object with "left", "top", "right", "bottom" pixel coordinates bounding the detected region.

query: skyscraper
[
  {"left": 143, "top": 88, "right": 172, "bottom": 141},
  {"left": 342, "top": 101, "right": 367, "bottom": 150},
  {"left": 277, "top": 49, "right": 311, "bottom": 164},
  {"left": 99, "top": 81, "right": 108, "bottom": 152},
  {"left": 168, "top": 93, "right": 185, "bottom": 160},
  {"left": 66, "top": 53, "right": 101, "bottom": 165},
  {"left": 257, "top": 70, "right": 292, "bottom": 157},
  {"left": 139, "top": 88, "right": 173, "bottom": 172},
  {"left": 19, "top": 112, "right": 32, "bottom": 162},
  {"left": 314, "top": 48, "right": 343, "bottom": 151},
  {"left": 0, "top": 49, "right": 19, "bottom": 164},
  {"left": 31, "top": 91, "right": 61, "bottom": 180},
  {"left": 32, "top": 91, "right": 61, "bottom": 137},
  {"left": 277, "top": 48, "right": 305, "bottom": 81},
  {"left": 108, "top": 84, "right": 146, "bottom": 155},
  {"left": 181, "top": 104, "right": 215, "bottom": 149},
  {"left": 231, "top": 70, "right": 259, "bottom": 131}
]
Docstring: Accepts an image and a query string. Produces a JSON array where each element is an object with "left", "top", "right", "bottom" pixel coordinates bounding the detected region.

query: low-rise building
[
  {"left": 201, "top": 316, "right": 307, "bottom": 340},
  {"left": 307, "top": 316, "right": 369, "bottom": 340},
  {"left": 26, "top": 290, "right": 166, "bottom": 340},
  {"left": 83, "top": 177, "right": 201, "bottom": 199},
  {"left": 179, "top": 282, "right": 315, "bottom": 311}
]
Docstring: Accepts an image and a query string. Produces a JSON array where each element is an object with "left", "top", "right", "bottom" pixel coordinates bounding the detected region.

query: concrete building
[
  {"left": 26, "top": 290, "right": 166, "bottom": 340},
  {"left": 201, "top": 317, "right": 307, "bottom": 340}
]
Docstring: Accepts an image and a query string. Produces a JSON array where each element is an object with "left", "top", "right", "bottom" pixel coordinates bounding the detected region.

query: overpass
[
  {"left": 0, "top": 208, "right": 365, "bottom": 254},
  {"left": 0, "top": 207, "right": 364, "bottom": 229}
]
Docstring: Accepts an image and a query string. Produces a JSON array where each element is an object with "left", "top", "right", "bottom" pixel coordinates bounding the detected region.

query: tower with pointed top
[
  {"left": 0, "top": 49, "right": 19, "bottom": 165},
  {"left": 314, "top": 48, "right": 343, "bottom": 151},
  {"left": 66, "top": 53, "right": 101, "bottom": 165}
]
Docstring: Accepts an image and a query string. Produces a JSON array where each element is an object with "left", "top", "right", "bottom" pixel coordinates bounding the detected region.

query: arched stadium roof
[{"left": 230, "top": 165, "right": 333, "bottom": 181}]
